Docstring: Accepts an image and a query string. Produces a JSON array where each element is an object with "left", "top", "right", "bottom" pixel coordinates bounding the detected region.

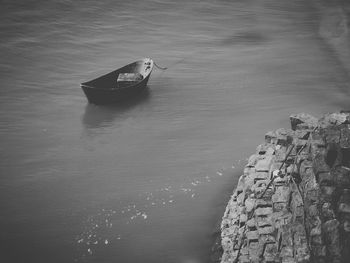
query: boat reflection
[{"left": 82, "top": 87, "right": 151, "bottom": 130}]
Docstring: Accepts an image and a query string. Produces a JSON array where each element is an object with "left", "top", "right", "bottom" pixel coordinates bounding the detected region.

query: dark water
[{"left": 0, "top": 0, "right": 349, "bottom": 262}]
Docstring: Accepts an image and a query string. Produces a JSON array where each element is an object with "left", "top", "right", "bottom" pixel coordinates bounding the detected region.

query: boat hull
[
  {"left": 81, "top": 58, "right": 153, "bottom": 105},
  {"left": 82, "top": 74, "right": 150, "bottom": 105}
]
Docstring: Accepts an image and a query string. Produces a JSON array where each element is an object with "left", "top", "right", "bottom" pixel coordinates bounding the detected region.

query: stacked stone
[
  {"left": 293, "top": 112, "right": 350, "bottom": 263},
  {"left": 221, "top": 128, "right": 309, "bottom": 263},
  {"left": 220, "top": 112, "right": 350, "bottom": 263}
]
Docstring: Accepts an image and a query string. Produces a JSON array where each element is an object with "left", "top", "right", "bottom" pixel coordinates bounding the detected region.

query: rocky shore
[{"left": 219, "top": 112, "right": 350, "bottom": 263}]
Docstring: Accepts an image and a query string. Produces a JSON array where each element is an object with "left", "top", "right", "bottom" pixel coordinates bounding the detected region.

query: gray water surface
[{"left": 0, "top": 0, "right": 349, "bottom": 262}]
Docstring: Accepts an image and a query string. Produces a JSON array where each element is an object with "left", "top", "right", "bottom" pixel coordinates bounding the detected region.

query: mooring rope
[{"left": 154, "top": 61, "right": 168, "bottom": 70}]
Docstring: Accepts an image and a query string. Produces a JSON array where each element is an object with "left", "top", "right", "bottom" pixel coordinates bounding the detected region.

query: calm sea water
[{"left": 0, "top": 0, "right": 349, "bottom": 262}]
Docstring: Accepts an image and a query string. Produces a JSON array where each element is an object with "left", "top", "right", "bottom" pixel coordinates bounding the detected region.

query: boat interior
[{"left": 81, "top": 58, "right": 153, "bottom": 90}]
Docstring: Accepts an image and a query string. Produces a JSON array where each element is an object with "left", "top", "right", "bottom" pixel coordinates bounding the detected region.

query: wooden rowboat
[{"left": 81, "top": 58, "right": 153, "bottom": 104}]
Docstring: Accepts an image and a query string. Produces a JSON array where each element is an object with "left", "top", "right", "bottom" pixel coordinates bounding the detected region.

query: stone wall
[{"left": 220, "top": 112, "right": 350, "bottom": 263}]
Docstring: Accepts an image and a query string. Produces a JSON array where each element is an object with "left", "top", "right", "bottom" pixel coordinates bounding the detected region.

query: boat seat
[{"left": 117, "top": 73, "right": 143, "bottom": 82}]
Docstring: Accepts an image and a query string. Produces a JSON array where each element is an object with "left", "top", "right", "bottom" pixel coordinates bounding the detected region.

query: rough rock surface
[{"left": 220, "top": 112, "right": 350, "bottom": 263}]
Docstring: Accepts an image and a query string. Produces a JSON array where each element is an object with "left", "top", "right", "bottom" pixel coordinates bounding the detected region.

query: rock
[
  {"left": 340, "top": 127, "right": 350, "bottom": 148},
  {"left": 321, "top": 202, "right": 335, "bottom": 221},
  {"left": 263, "top": 243, "right": 278, "bottom": 262},
  {"left": 247, "top": 154, "right": 259, "bottom": 168},
  {"left": 310, "top": 141, "right": 327, "bottom": 160},
  {"left": 256, "top": 215, "right": 272, "bottom": 227},
  {"left": 280, "top": 246, "right": 294, "bottom": 258},
  {"left": 251, "top": 179, "right": 269, "bottom": 195},
  {"left": 324, "top": 127, "right": 341, "bottom": 144},
  {"left": 307, "top": 204, "right": 319, "bottom": 218},
  {"left": 222, "top": 225, "right": 238, "bottom": 237},
  {"left": 245, "top": 230, "right": 259, "bottom": 240},
  {"left": 244, "top": 197, "right": 255, "bottom": 213},
  {"left": 254, "top": 199, "right": 272, "bottom": 211},
  {"left": 258, "top": 225, "right": 274, "bottom": 235},
  {"left": 237, "top": 192, "right": 245, "bottom": 205},
  {"left": 272, "top": 186, "right": 290, "bottom": 203},
  {"left": 274, "top": 174, "right": 289, "bottom": 186},
  {"left": 239, "top": 214, "right": 247, "bottom": 224},
  {"left": 313, "top": 156, "right": 330, "bottom": 177},
  {"left": 265, "top": 131, "right": 277, "bottom": 144},
  {"left": 299, "top": 160, "right": 313, "bottom": 177},
  {"left": 255, "top": 207, "right": 273, "bottom": 216},
  {"left": 248, "top": 241, "right": 261, "bottom": 261},
  {"left": 320, "top": 112, "right": 350, "bottom": 126},
  {"left": 311, "top": 245, "right": 326, "bottom": 258},
  {"left": 320, "top": 186, "right": 336, "bottom": 202},
  {"left": 221, "top": 236, "right": 233, "bottom": 251},
  {"left": 290, "top": 113, "right": 318, "bottom": 131},
  {"left": 255, "top": 156, "right": 274, "bottom": 172},
  {"left": 310, "top": 224, "right": 322, "bottom": 237},
  {"left": 294, "top": 130, "right": 311, "bottom": 140},
  {"left": 338, "top": 202, "right": 350, "bottom": 214},
  {"left": 246, "top": 218, "right": 256, "bottom": 229},
  {"left": 317, "top": 172, "right": 333, "bottom": 186},
  {"left": 323, "top": 219, "right": 341, "bottom": 261},
  {"left": 291, "top": 191, "right": 304, "bottom": 222},
  {"left": 256, "top": 143, "right": 275, "bottom": 155},
  {"left": 333, "top": 166, "right": 350, "bottom": 188},
  {"left": 273, "top": 202, "right": 288, "bottom": 212},
  {"left": 338, "top": 189, "right": 350, "bottom": 214},
  {"left": 343, "top": 220, "right": 350, "bottom": 232},
  {"left": 253, "top": 171, "right": 269, "bottom": 181},
  {"left": 305, "top": 187, "right": 319, "bottom": 204},
  {"left": 219, "top": 112, "right": 350, "bottom": 263}
]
